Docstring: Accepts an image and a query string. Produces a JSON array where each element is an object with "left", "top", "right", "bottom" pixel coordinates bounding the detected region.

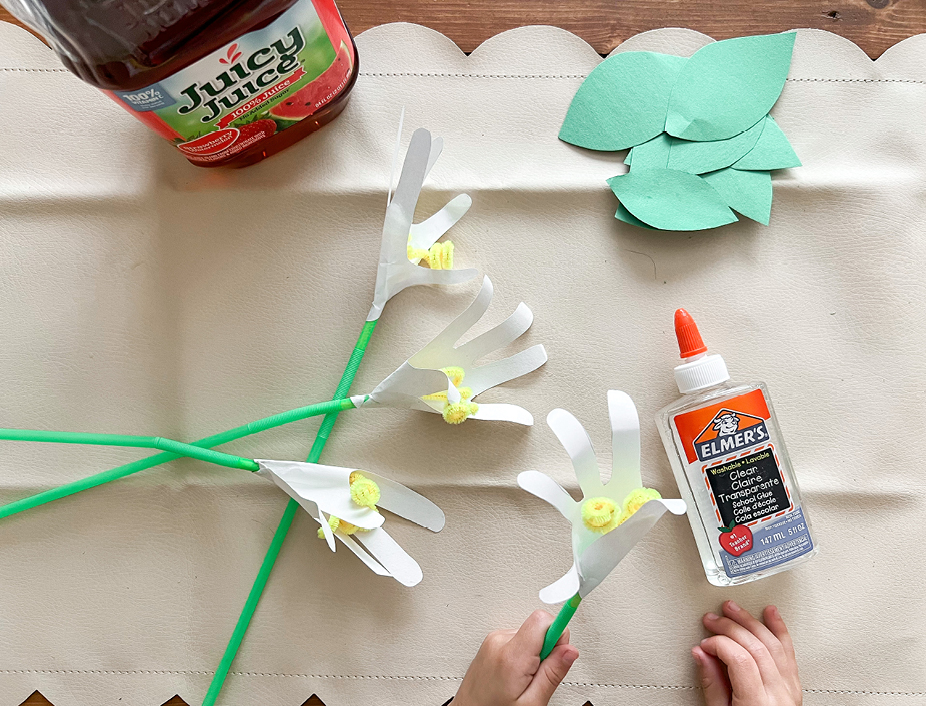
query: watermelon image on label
[{"left": 270, "top": 41, "right": 353, "bottom": 121}]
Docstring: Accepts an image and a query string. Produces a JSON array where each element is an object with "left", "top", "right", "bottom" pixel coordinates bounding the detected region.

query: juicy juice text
[{"left": 108, "top": 0, "right": 356, "bottom": 166}]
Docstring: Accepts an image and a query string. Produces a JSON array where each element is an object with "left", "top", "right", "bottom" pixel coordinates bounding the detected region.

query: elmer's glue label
[{"left": 656, "top": 309, "right": 817, "bottom": 586}]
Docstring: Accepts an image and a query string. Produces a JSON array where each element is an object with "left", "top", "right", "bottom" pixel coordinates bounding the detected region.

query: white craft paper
[
  {"left": 518, "top": 391, "right": 686, "bottom": 603},
  {"left": 362, "top": 275, "right": 546, "bottom": 424},
  {"left": 354, "top": 470, "right": 446, "bottom": 532},
  {"left": 336, "top": 532, "right": 392, "bottom": 577},
  {"left": 368, "top": 127, "right": 478, "bottom": 321},
  {"left": 256, "top": 460, "right": 443, "bottom": 583},
  {"left": 407, "top": 194, "right": 472, "bottom": 264},
  {"left": 351, "top": 526, "right": 424, "bottom": 587},
  {"left": 577, "top": 498, "right": 686, "bottom": 598},
  {"left": 256, "top": 460, "right": 384, "bottom": 531}
]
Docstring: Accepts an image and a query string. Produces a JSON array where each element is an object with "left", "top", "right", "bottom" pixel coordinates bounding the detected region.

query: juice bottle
[
  {"left": 1, "top": 0, "right": 358, "bottom": 167},
  {"left": 656, "top": 309, "right": 817, "bottom": 586}
]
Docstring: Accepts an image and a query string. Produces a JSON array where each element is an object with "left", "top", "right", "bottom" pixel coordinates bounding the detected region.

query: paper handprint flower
[
  {"left": 368, "top": 127, "right": 479, "bottom": 321},
  {"left": 356, "top": 276, "right": 547, "bottom": 425},
  {"left": 258, "top": 459, "right": 444, "bottom": 587},
  {"left": 518, "top": 391, "right": 686, "bottom": 603},
  {"left": 0, "top": 121, "right": 533, "bottom": 706}
]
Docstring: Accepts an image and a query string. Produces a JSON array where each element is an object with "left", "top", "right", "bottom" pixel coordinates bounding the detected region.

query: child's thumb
[
  {"left": 524, "top": 645, "right": 579, "bottom": 705},
  {"left": 693, "top": 646, "right": 732, "bottom": 706}
]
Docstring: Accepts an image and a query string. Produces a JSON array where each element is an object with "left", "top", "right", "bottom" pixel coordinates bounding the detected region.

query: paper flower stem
[
  {"left": 203, "top": 318, "right": 378, "bottom": 706},
  {"left": 0, "top": 428, "right": 262, "bottom": 471},
  {"left": 0, "top": 396, "right": 357, "bottom": 521},
  {"left": 540, "top": 593, "right": 582, "bottom": 660}
]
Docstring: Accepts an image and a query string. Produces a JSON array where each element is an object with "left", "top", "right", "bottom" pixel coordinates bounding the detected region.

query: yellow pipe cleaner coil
[
  {"left": 349, "top": 471, "right": 381, "bottom": 508},
  {"left": 443, "top": 401, "right": 479, "bottom": 425},
  {"left": 317, "top": 472, "right": 381, "bottom": 539},
  {"left": 421, "top": 366, "right": 479, "bottom": 424},
  {"left": 581, "top": 487, "right": 663, "bottom": 534},
  {"left": 621, "top": 487, "right": 662, "bottom": 519},
  {"left": 581, "top": 497, "right": 621, "bottom": 534},
  {"left": 407, "top": 238, "right": 455, "bottom": 270}
]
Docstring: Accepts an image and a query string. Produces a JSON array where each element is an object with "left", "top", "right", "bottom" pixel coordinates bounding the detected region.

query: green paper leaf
[
  {"left": 667, "top": 118, "right": 764, "bottom": 174},
  {"left": 702, "top": 167, "right": 773, "bottom": 225},
  {"left": 624, "top": 149, "right": 633, "bottom": 166},
  {"left": 628, "top": 133, "right": 672, "bottom": 170},
  {"left": 615, "top": 203, "right": 656, "bottom": 229},
  {"left": 733, "top": 116, "right": 801, "bottom": 170},
  {"left": 560, "top": 52, "right": 687, "bottom": 151},
  {"left": 666, "top": 32, "right": 796, "bottom": 141},
  {"left": 607, "top": 168, "right": 738, "bottom": 231}
]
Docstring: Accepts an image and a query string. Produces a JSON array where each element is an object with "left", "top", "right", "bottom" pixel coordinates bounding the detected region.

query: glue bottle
[{"left": 656, "top": 309, "right": 817, "bottom": 586}]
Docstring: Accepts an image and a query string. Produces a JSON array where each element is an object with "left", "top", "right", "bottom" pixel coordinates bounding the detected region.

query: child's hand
[
  {"left": 453, "top": 610, "right": 579, "bottom": 706},
  {"left": 693, "top": 601, "right": 802, "bottom": 706}
]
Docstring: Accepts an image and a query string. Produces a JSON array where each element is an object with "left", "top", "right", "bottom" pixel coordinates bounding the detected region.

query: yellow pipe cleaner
[
  {"left": 581, "top": 487, "right": 662, "bottom": 534},
  {"left": 318, "top": 471, "right": 381, "bottom": 539},
  {"left": 421, "top": 366, "right": 479, "bottom": 424},
  {"left": 581, "top": 497, "right": 621, "bottom": 534},
  {"left": 408, "top": 238, "right": 454, "bottom": 270}
]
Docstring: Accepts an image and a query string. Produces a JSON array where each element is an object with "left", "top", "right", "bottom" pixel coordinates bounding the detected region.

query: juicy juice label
[
  {"left": 108, "top": 0, "right": 353, "bottom": 163},
  {"left": 672, "top": 390, "right": 814, "bottom": 577}
]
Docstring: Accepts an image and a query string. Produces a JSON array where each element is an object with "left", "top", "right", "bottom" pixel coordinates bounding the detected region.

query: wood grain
[
  {"left": 2, "top": 0, "right": 925, "bottom": 58},
  {"left": 2, "top": 0, "right": 923, "bottom": 705},
  {"left": 334, "top": 0, "right": 925, "bottom": 58}
]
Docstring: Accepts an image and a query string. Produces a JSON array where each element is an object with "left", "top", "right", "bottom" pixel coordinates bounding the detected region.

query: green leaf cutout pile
[{"left": 560, "top": 33, "right": 801, "bottom": 231}]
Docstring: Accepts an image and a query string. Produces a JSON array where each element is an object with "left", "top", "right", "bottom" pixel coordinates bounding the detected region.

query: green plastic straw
[
  {"left": 540, "top": 593, "right": 582, "bottom": 660},
  {"left": 0, "top": 397, "right": 356, "bottom": 521},
  {"left": 203, "top": 318, "right": 378, "bottom": 706},
  {"left": 0, "top": 428, "right": 261, "bottom": 471}
]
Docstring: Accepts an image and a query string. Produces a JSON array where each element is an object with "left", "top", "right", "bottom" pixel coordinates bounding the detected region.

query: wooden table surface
[{"left": 4, "top": 1, "right": 925, "bottom": 705}]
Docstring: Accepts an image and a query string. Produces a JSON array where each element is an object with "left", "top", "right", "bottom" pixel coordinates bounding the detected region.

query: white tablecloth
[{"left": 0, "top": 21, "right": 924, "bottom": 706}]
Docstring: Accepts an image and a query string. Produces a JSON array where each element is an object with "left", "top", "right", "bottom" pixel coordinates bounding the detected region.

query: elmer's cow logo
[
  {"left": 694, "top": 408, "right": 768, "bottom": 462},
  {"left": 713, "top": 412, "right": 741, "bottom": 436}
]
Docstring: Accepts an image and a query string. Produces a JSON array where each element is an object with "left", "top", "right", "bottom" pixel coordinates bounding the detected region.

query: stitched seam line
[
  {"left": 0, "top": 67, "right": 69, "bottom": 72},
  {"left": 361, "top": 72, "right": 588, "bottom": 78},
  {"left": 804, "top": 689, "right": 926, "bottom": 696},
  {"left": 0, "top": 670, "right": 922, "bottom": 695},
  {"left": 358, "top": 72, "right": 926, "bottom": 84},
  {"left": 1, "top": 68, "right": 924, "bottom": 85},
  {"left": 787, "top": 77, "right": 926, "bottom": 84}
]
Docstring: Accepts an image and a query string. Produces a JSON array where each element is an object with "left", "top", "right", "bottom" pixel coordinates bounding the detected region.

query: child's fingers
[
  {"left": 525, "top": 643, "right": 579, "bottom": 705},
  {"left": 508, "top": 609, "right": 555, "bottom": 657},
  {"left": 722, "top": 601, "right": 792, "bottom": 675},
  {"left": 703, "top": 611, "right": 782, "bottom": 685},
  {"left": 763, "top": 605, "right": 802, "bottom": 700},
  {"left": 763, "top": 605, "right": 797, "bottom": 662},
  {"left": 700, "top": 635, "right": 767, "bottom": 704},
  {"left": 692, "top": 645, "right": 732, "bottom": 706},
  {"left": 555, "top": 627, "right": 571, "bottom": 647}
]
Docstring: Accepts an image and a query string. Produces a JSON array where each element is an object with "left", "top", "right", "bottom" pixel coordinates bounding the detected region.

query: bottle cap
[
  {"left": 674, "top": 309, "right": 707, "bottom": 358},
  {"left": 673, "top": 309, "right": 730, "bottom": 394}
]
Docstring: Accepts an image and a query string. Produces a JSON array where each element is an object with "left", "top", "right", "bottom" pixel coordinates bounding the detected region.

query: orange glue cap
[
  {"left": 672, "top": 309, "right": 729, "bottom": 393},
  {"left": 674, "top": 308, "right": 708, "bottom": 359}
]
